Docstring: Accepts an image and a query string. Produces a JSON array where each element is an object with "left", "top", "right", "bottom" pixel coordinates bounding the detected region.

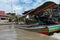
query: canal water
[
  {"left": 0, "top": 25, "right": 58, "bottom": 40},
  {"left": 0, "top": 25, "right": 17, "bottom": 40}
]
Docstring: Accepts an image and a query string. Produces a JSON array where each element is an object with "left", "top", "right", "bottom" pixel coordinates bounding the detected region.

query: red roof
[
  {"left": 0, "top": 11, "right": 5, "bottom": 15},
  {"left": 0, "top": 11, "right": 11, "bottom": 17}
]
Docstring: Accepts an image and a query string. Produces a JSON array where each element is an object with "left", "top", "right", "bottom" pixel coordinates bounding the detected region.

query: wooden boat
[
  {"left": 19, "top": 24, "right": 60, "bottom": 35},
  {"left": 48, "top": 24, "right": 60, "bottom": 35},
  {"left": 17, "top": 1, "right": 60, "bottom": 35}
]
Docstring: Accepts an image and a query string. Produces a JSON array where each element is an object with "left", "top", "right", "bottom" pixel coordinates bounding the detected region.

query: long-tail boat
[
  {"left": 16, "top": 1, "right": 60, "bottom": 35},
  {"left": 19, "top": 24, "right": 60, "bottom": 35}
]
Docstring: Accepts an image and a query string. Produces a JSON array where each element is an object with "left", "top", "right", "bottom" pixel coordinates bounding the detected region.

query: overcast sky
[{"left": 0, "top": 0, "right": 60, "bottom": 15}]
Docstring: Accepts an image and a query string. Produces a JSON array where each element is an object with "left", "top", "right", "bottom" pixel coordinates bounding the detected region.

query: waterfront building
[{"left": 0, "top": 11, "right": 11, "bottom": 23}]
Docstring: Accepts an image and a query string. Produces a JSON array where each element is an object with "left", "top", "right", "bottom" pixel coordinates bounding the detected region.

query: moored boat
[
  {"left": 16, "top": 1, "right": 60, "bottom": 35},
  {"left": 48, "top": 24, "right": 60, "bottom": 35},
  {"left": 19, "top": 24, "right": 60, "bottom": 35}
]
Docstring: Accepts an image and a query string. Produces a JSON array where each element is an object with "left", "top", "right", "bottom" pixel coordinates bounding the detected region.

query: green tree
[{"left": 7, "top": 13, "right": 17, "bottom": 22}]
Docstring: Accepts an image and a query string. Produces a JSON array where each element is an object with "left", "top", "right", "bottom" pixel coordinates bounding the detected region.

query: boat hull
[
  {"left": 48, "top": 25, "right": 60, "bottom": 35},
  {"left": 25, "top": 28, "right": 49, "bottom": 35},
  {"left": 19, "top": 25, "right": 60, "bottom": 35}
]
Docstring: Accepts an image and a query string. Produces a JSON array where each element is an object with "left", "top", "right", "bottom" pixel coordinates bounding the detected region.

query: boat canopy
[{"left": 31, "top": 1, "right": 57, "bottom": 14}]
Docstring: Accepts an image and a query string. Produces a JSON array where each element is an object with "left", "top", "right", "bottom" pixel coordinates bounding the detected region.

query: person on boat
[{"left": 25, "top": 15, "right": 30, "bottom": 24}]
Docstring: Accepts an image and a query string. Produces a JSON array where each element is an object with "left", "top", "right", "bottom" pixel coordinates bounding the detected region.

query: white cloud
[
  {"left": 32, "top": 0, "right": 46, "bottom": 8},
  {"left": 0, "top": 0, "right": 11, "bottom": 12},
  {"left": 20, "top": 0, "right": 33, "bottom": 3},
  {"left": 35, "top": 0, "right": 44, "bottom": 3},
  {"left": 13, "top": 6, "right": 23, "bottom": 10},
  {"left": 46, "top": 0, "right": 60, "bottom": 4},
  {"left": 0, "top": 0, "right": 60, "bottom": 15},
  {"left": 13, "top": 6, "right": 24, "bottom": 14},
  {"left": 0, "top": 0, "right": 18, "bottom": 4},
  {"left": 0, "top": 0, "right": 19, "bottom": 13}
]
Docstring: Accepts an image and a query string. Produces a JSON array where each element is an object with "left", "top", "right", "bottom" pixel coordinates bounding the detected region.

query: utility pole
[
  {"left": 11, "top": 0, "right": 16, "bottom": 13},
  {"left": 11, "top": 0, "right": 13, "bottom": 13}
]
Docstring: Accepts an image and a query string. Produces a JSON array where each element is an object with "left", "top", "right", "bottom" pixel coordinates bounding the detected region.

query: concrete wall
[
  {"left": 0, "top": 16, "right": 9, "bottom": 24},
  {"left": 0, "top": 20, "right": 8, "bottom": 23}
]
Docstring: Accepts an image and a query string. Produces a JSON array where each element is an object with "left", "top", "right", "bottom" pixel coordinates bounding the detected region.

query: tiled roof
[
  {"left": 0, "top": 11, "right": 5, "bottom": 15},
  {"left": 0, "top": 11, "right": 11, "bottom": 17}
]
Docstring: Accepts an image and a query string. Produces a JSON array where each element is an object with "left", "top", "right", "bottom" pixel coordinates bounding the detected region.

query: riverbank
[{"left": 0, "top": 22, "right": 12, "bottom": 25}]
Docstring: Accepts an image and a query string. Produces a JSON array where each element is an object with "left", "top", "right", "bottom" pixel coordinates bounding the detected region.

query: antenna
[
  {"left": 11, "top": 0, "right": 13, "bottom": 13},
  {"left": 11, "top": 0, "right": 15, "bottom": 13},
  {"left": 11, "top": 0, "right": 16, "bottom": 13}
]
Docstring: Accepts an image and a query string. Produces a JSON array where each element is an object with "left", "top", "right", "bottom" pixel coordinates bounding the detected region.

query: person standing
[{"left": 25, "top": 15, "right": 29, "bottom": 24}]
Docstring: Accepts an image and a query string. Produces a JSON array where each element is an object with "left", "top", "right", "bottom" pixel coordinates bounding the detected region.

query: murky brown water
[{"left": 0, "top": 25, "right": 57, "bottom": 40}]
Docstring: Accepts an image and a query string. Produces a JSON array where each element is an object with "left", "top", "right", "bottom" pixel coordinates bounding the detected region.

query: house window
[{"left": 1, "top": 18, "right": 6, "bottom": 20}]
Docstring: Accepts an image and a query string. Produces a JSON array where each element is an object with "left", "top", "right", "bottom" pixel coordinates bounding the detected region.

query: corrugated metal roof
[{"left": 33, "top": 1, "right": 57, "bottom": 14}]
